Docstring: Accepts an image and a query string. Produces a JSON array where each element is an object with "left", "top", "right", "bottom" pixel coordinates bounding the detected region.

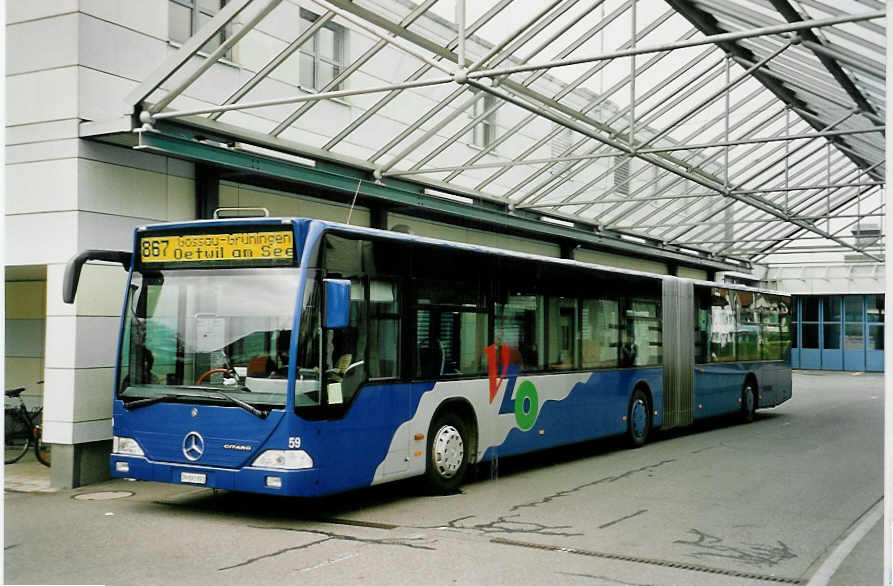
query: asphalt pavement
[{"left": 3, "top": 371, "right": 883, "bottom": 585}]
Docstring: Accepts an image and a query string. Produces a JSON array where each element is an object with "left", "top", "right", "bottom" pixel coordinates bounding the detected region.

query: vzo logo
[{"left": 484, "top": 344, "right": 539, "bottom": 431}]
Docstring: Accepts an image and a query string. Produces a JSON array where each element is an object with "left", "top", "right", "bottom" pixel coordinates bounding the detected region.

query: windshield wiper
[
  {"left": 123, "top": 394, "right": 178, "bottom": 410},
  {"left": 176, "top": 385, "right": 268, "bottom": 419}
]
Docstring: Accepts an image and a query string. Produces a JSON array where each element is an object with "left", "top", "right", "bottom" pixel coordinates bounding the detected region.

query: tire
[
  {"left": 5, "top": 432, "right": 30, "bottom": 464},
  {"left": 741, "top": 382, "right": 756, "bottom": 423},
  {"left": 34, "top": 430, "right": 51, "bottom": 467},
  {"left": 425, "top": 413, "right": 468, "bottom": 494},
  {"left": 626, "top": 388, "right": 652, "bottom": 448}
]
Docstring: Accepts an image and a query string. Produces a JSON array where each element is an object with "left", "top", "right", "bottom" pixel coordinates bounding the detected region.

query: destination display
[{"left": 139, "top": 230, "right": 294, "bottom": 265}]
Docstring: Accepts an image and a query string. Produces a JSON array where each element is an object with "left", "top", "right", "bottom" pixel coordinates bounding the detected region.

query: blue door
[
  {"left": 799, "top": 298, "right": 821, "bottom": 369},
  {"left": 843, "top": 296, "right": 865, "bottom": 371},
  {"left": 866, "top": 296, "right": 884, "bottom": 372},
  {"left": 820, "top": 296, "right": 842, "bottom": 371}
]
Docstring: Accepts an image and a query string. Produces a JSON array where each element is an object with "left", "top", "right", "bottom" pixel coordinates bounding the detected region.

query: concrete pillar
[{"left": 44, "top": 261, "right": 128, "bottom": 488}]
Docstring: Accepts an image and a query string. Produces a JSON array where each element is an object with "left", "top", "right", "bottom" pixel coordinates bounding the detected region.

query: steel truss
[{"left": 123, "top": 0, "right": 885, "bottom": 267}]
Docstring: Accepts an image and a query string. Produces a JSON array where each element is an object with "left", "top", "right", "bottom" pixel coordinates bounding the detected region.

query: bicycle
[{"left": 5, "top": 381, "right": 51, "bottom": 466}]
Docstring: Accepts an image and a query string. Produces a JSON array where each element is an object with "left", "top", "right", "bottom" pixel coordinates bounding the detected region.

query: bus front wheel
[
  {"left": 626, "top": 388, "right": 651, "bottom": 448},
  {"left": 425, "top": 413, "right": 468, "bottom": 494}
]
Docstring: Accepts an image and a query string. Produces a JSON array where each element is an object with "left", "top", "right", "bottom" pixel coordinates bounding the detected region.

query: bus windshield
[{"left": 118, "top": 267, "right": 301, "bottom": 410}]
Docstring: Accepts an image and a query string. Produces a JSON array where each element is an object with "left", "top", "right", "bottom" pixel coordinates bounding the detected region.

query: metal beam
[
  {"left": 133, "top": 126, "right": 748, "bottom": 272},
  {"left": 126, "top": 0, "right": 258, "bottom": 109},
  {"left": 149, "top": 76, "right": 454, "bottom": 121},
  {"left": 462, "top": 11, "right": 884, "bottom": 81},
  {"left": 149, "top": 0, "right": 284, "bottom": 114},
  {"left": 665, "top": 0, "right": 881, "bottom": 180},
  {"left": 208, "top": 12, "right": 336, "bottom": 121},
  {"left": 765, "top": 0, "right": 881, "bottom": 121}
]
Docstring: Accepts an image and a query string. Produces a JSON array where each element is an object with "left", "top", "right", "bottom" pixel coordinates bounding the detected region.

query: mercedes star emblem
[{"left": 182, "top": 431, "right": 205, "bottom": 462}]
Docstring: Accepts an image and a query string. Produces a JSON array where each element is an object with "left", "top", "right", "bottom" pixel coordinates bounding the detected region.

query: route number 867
[{"left": 141, "top": 239, "right": 169, "bottom": 258}]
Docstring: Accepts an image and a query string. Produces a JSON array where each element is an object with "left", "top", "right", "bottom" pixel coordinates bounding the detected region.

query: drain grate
[
  {"left": 490, "top": 537, "right": 801, "bottom": 584},
  {"left": 72, "top": 491, "right": 134, "bottom": 501}
]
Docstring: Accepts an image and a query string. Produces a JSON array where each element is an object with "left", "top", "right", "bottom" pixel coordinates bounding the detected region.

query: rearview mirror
[
  {"left": 323, "top": 279, "right": 351, "bottom": 329},
  {"left": 63, "top": 250, "right": 132, "bottom": 304}
]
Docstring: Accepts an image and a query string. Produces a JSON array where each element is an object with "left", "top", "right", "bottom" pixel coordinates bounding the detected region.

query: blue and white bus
[{"left": 64, "top": 215, "right": 792, "bottom": 496}]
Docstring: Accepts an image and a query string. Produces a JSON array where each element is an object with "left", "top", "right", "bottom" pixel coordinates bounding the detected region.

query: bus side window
[
  {"left": 547, "top": 297, "right": 579, "bottom": 370},
  {"left": 737, "top": 291, "right": 760, "bottom": 361},
  {"left": 494, "top": 292, "right": 543, "bottom": 372},
  {"left": 694, "top": 287, "right": 711, "bottom": 364},
  {"left": 623, "top": 298, "right": 660, "bottom": 367},
  {"left": 581, "top": 298, "right": 619, "bottom": 369},
  {"left": 710, "top": 288, "right": 737, "bottom": 362},
  {"left": 324, "top": 279, "right": 367, "bottom": 404},
  {"left": 368, "top": 280, "right": 399, "bottom": 378}
]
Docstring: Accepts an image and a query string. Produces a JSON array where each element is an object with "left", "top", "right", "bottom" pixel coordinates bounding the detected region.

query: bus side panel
[
  {"left": 369, "top": 369, "right": 663, "bottom": 485},
  {"left": 694, "top": 364, "right": 746, "bottom": 418},
  {"left": 475, "top": 368, "right": 663, "bottom": 461},
  {"left": 304, "top": 381, "right": 434, "bottom": 495},
  {"left": 752, "top": 361, "right": 792, "bottom": 407},
  {"left": 693, "top": 361, "right": 791, "bottom": 418}
]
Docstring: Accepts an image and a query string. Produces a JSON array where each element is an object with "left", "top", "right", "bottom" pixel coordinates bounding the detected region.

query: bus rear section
[{"left": 660, "top": 278, "right": 792, "bottom": 431}]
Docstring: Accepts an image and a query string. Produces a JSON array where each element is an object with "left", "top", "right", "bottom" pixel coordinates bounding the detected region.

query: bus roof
[{"left": 137, "top": 216, "right": 789, "bottom": 298}]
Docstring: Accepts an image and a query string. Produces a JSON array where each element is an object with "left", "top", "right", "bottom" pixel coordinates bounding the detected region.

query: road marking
[{"left": 805, "top": 499, "right": 882, "bottom": 586}]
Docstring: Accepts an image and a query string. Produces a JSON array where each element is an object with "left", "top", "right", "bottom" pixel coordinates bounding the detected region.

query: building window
[
  {"left": 300, "top": 10, "right": 346, "bottom": 90},
  {"left": 471, "top": 91, "right": 497, "bottom": 148},
  {"left": 169, "top": 0, "right": 231, "bottom": 54}
]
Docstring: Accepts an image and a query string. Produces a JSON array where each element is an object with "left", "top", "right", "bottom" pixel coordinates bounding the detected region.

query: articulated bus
[{"left": 64, "top": 215, "right": 792, "bottom": 496}]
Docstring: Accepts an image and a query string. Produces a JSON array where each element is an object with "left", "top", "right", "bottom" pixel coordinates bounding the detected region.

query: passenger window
[
  {"left": 494, "top": 293, "right": 544, "bottom": 372},
  {"left": 623, "top": 299, "right": 661, "bottom": 367},
  {"left": 581, "top": 298, "right": 619, "bottom": 368},
  {"left": 415, "top": 280, "right": 488, "bottom": 379},
  {"left": 368, "top": 280, "right": 399, "bottom": 378},
  {"left": 736, "top": 292, "right": 760, "bottom": 361},
  {"left": 760, "top": 294, "right": 783, "bottom": 360},
  {"left": 323, "top": 279, "right": 366, "bottom": 404},
  {"left": 547, "top": 297, "right": 579, "bottom": 370},
  {"left": 694, "top": 287, "right": 711, "bottom": 364},
  {"left": 710, "top": 288, "right": 736, "bottom": 362},
  {"left": 778, "top": 297, "right": 792, "bottom": 357}
]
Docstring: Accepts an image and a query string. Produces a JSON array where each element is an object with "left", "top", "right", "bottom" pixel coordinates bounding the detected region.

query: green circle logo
[{"left": 514, "top": 381, "right": 539, "bottom": 431}]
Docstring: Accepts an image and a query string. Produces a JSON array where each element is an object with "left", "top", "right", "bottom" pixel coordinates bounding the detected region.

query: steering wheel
[{"left": 196, "top": 368, "right": 232, "bottom": 385}]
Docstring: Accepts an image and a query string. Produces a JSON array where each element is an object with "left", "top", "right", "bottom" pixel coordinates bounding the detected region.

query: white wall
[{"left": 6, "top": 0, "right": 198, "bottom": 446}]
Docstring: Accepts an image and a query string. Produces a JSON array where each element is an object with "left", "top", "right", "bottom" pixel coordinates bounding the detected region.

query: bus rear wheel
[
  {"left": 741, "top": 383, "right": 756, "bottom": 423},
  {"left": 626, "top": 388, "right": 651, "bottom": 448},
  {"left": 425, "top": 413, "right": 468, "bottom": 494}
]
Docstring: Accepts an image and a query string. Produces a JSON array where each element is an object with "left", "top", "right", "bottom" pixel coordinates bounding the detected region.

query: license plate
[{"left": 180, "top": 471, "right": 206, "bottom": 485}]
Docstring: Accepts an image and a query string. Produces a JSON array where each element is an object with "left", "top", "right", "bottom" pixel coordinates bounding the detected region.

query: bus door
[{"left": 661, "top": 278, "right": 695, "bottom": 429}]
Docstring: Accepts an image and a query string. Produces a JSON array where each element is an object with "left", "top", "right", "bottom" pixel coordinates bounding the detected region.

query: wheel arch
[
  {"left": 430, "top": 398, "right": 479, "bottom": 464},
  {"left": 631, "top": 379, "right": 654, "bottom": 413},
  {"left": 744, "top": 372, "right": 759, "bottom": 404}
]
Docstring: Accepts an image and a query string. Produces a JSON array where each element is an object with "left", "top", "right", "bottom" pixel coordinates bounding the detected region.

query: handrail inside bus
[{"left": 63, "top": 250, "right": 133, "bottom": 304}]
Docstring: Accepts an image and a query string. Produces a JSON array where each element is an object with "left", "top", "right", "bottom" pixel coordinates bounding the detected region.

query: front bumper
[{"left": 110, "top": 455, "right": 321, "bottom": 496}]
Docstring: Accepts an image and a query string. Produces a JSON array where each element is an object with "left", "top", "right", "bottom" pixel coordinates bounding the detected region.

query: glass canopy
[{"left": 123, "top": 0, "right": 885, "bottom": 268}]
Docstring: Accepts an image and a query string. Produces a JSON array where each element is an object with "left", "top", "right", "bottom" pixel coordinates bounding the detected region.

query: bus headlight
[
  {"left": 113, "top": 436, "right": 145, "bottom": 457},
  {"left": 252, "top": 450, "right": 313, "bottom": 470}
]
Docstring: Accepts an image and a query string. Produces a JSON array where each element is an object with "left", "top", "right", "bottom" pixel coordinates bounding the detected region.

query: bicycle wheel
[
  {"left": 5, "top": 431, "right": 30, "bottom": 464},
  {"left": 34, "top": 428, "right": 51, "bottom": 467}
]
